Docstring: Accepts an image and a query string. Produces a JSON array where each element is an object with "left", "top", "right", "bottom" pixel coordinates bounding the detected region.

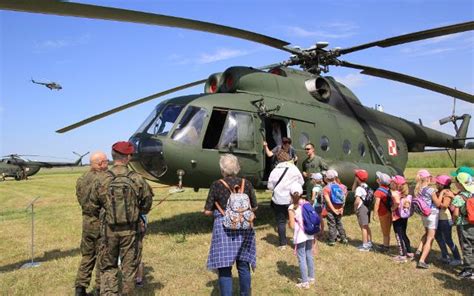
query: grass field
[{"left": 1, "top": 163, "right": 473, "bottom": 295}]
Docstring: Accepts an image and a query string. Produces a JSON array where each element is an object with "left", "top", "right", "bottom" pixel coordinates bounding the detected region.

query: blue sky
[{"left": 1, "top": 0, "right": 473, "bottom": 162}]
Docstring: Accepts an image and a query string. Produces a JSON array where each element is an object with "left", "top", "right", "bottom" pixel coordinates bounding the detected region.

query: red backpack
[{"left": 464, "top": 194, "right": 474, "bottom": 224}]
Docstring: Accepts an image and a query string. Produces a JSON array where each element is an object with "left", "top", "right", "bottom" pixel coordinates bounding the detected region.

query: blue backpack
[
  {"left": 330, "top": 183, "right": 345, "bottom": 205},
  {"left": 301, "top": 202, "right": 321, "bottom": 235}
]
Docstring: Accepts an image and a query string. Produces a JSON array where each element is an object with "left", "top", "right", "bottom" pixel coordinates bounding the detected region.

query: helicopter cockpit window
[
  {"left": 171, "top": 106, "right": 207, "bottom": 145},
  {"left": 144, "top": 104, "right": 184, "bottom": 136},
  {"left": 136, "top": 102, "right": 166, "bottom": 134},
  {"left": 320, "top": 136, "right": 330, "bottom": 151},
  {"left": 217, "top": 111, "right": 254, "bottom": 151}
]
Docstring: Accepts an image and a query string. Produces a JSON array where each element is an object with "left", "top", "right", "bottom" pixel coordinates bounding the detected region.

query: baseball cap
[
  {"left": 456, "top": 172, "right": 474, "bottom": 193},
  {"left": 417, "top": 169, "right": 431, "bottom": 179},
  {"left": 391, "top": 175, "right": 406, "bottom": 185},
  {"left": 112, "top": 141, "right": 134, "bottom": 155},
  {"left": 376, "top": 171, "right": 391, "bottom": 185},
  {"left": 450, "top": 166, "right": 474, "bottom": 177},
  {"left": 311, "top": 173, "right": 323, "bottom": 181},
  {"left": 326, "top": 169, "right": 338, "bottom": 179},
  {"left": 354, "top": 169, "right": 368, "bottom": 182},
  {"left": 289, "top": 183, "right": 303, "bottom": 195},
  {"left": 435, "top": 175, "right": 452, "bottom": 187}
]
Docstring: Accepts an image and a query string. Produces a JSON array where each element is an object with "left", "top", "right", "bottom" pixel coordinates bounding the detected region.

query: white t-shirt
[
  {"left": 289, "top": 203, "right": 314, "bottom": 244},
  {"left": 355, "top": 183, "right": 368, "bottom": 210}
]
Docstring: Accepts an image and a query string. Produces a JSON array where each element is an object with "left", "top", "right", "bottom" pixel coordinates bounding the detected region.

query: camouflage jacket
[
  {"left": 76, "top": 170, "right": 108, "bottom": 218},
  {"left": 96, "top": 164, "right": 154, "bottom": 236}
]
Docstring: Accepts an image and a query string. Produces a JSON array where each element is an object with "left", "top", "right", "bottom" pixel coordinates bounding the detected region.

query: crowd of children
[{"left": 284, "top": 165, "right": 474, "bottom": 289}]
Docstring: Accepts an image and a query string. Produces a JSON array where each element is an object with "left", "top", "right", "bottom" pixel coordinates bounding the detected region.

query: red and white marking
[{"left": 387, "top": 139, "right": 397, "bottom": 156}]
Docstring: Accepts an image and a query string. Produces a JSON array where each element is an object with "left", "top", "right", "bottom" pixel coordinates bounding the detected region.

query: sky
[{"left": 0, "top": 0, "right": 473, "bottom": 163}]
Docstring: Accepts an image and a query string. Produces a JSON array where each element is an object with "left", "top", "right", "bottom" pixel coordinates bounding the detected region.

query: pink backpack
[
  {"left": 412, "top": 188, "right": 432, "bottom": 217},
  {"left": 398, "top": 195, "right": 413, "bottom": 219}
]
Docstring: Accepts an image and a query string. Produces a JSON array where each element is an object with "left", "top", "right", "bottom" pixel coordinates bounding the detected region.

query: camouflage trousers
[
  {"left": 100, "top": 233, "right": 139, "bottom": 296},
  {"left": 75, "top": 221, "right": 101, "bottom": 289}
]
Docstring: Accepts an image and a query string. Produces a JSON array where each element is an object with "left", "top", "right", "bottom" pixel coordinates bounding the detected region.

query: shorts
[
  {"left": 356, "top": 204, "right": 370, "bottom": 227},
  {"left": 421, "top": 211, "right": 439, "bottom": 230}
]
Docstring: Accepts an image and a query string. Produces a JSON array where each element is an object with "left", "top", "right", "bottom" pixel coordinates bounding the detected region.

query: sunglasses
[
  {"left": 304, "top": 148, "right": 312, "bottom": 150},
  {"left": 282, "top": 141, "right": 290, "bottom": 144}
]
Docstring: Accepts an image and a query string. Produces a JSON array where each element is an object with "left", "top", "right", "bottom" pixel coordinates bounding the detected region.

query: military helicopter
[
  {"left": 0, "top": 152, "right": 89, "bottom": 181},
  {"left": 31, "top": 79, "right": 62, "bottom": 91},
  {"left": 1, "top": 2, "right": 472, "bottom": 190}
]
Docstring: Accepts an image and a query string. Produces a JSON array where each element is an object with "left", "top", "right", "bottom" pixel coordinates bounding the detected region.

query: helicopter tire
[{"left": 15, "top": 172, "right": 22, "bottom": 181}]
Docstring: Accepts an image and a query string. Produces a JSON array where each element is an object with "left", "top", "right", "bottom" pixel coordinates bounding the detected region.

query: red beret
[
  {"left": 112, "top": 141, "right": 134, "bottom": 155},
  {"left": 354, "top": 169, "right": 368, "bottom": 182}
]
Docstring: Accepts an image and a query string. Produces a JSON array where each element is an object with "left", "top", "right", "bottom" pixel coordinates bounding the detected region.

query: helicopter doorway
[{"left": 263, "top": 118, "right": 288, "bottom": 181}]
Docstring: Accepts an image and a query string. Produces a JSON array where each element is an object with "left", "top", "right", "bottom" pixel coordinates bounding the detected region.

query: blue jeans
[
  {"left": 218, "top": 260, "right": 251, "bottom": 296},
  {"left": 296, "top": 240, "right": 315, "bottom": 283},
  {"left": 435, "top": 219, "right": 461, "bottom": 260}
]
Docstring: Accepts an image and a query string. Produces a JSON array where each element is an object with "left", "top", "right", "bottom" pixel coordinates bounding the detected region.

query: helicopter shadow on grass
[
  {"left": 0, "top": 247, "right": 80, "bottom": 273},
  {"left": 147, "top": 201, "right": 277, "bottom": 236}
]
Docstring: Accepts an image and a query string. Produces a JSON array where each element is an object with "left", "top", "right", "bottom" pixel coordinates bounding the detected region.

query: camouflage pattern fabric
[{"left": 75, "top": 170, "right": 107, "bottom": 289}]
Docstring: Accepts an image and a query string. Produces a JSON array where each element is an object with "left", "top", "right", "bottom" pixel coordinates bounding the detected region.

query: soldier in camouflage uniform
[
  {"left": 75, "top": 151, "right": 109, "bottom": 296},
  {"left": 96, "top": 141, "right": 153, "bottom": 296},
  {"left": 302, "top": 143, "right": 328, "bottom": 197}
]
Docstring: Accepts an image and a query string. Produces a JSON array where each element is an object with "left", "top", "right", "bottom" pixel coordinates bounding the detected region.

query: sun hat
[
  {"left": 456, "top": 172, "right": 474, "bottom": 193},
  {"left": 326, "top": 169, "right": 338, "bottom": 179},
  {"left": 435, "top": 175, "right": 452, "bottom": 187},
  {"left": 417, "top": 169, "right": 431, "bottom": 179},
  {"left": 450, "top": 166, "right": 474, "bottom": 177},
  {"left": 376, "top": 171, "right": 391, "bottom": 185}
]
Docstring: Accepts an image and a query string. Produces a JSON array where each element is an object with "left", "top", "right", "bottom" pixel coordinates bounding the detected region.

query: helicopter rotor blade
[
  {"left": 340, "top": 61, "right": 474, "bottom": 104},
  {"left": 338, "top": 21, "right": 474, "bottom": 55},
  {"left": 56, "top": 79, "right": 207, "bottom": 133},
  {"left": 0, "top": 1, "right": 292, "bottom": 52}
]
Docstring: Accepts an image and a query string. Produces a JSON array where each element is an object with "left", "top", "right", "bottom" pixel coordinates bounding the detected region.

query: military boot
[{"left": 75, "top": 286, "right": 87, "bottom": 296}]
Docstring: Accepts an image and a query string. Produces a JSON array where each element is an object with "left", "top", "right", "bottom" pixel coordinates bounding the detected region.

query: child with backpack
[
  {"left": 390, "top": 175, "right": 413, "bottom": 263},
  {"left": 373, "top": 171, "right": 392, "bottom": 253},
  {"left": 433, "top": 175, "right": 462, "bottom": 266},
  {"left": 414, "top": 169, "right": 442, "bottom": 269},
  {"left": 288, "top": 183, "right": 317, "bottom": 289},
  {"left": 451, "top": 172, "right": 474, "bottom": 279},
  {"left": 311, "top": 173, "right": 325, "bottom": 238},
  {"left": 323, "top": 169, "right": 348, "bottom": 246},
  {"left": 352, "top": 169, "right": 373, "bottom": 251}
]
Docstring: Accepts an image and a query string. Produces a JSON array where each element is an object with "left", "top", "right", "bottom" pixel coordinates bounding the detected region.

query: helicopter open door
[{"left": 262, "top": 118, "right": 289, "bottom": 180}]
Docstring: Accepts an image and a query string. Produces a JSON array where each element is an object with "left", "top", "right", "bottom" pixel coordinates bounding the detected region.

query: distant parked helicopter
[
  {"left": 0, "top": 152, "right": 89, "bottom": 181},
  {"left": 31, "top": 79, "right": 62, "bottom": 90}
]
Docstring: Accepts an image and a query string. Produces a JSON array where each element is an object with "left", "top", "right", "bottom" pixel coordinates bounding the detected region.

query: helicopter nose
[{"left": 129, "top": 135, "right": 167, "bottom": 180}]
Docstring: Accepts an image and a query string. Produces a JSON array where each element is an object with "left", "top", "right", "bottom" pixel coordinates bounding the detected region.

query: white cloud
[
  {"left": 285, "top": 22, "right": 358, "bottom": 40},
  {"left": 34, "top": 34, "right": 91, "bottom": 51},
  {"left": 197, "top": 48, "right": 248, "bottom": 64},
  {"left": 333, "top": 73, "right": 365, "bottom": 88}
]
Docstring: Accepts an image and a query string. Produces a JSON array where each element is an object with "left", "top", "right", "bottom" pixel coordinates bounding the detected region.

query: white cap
[
  {"left": 311, "top": 173, "right": 323, "bottom": 181},
  {"left": 289, "top": 183, "right": 303, "bottom": 195},
  {"left": 326, "top": 169, "right": 338, "bottom": 179}
]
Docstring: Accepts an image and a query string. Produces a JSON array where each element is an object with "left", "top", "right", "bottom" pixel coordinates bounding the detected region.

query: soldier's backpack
[
  {"left": 300, "top": 200, "right": 321, "bottom": 235},
  {"left": 105, "top": 171, "right": 140, "bottom": 227},
  {"left": 216, "top": 179, "right": 255, "bottom": 230},
  {"left": 329, "top": 183, "right": 345, "bottom": 206}
]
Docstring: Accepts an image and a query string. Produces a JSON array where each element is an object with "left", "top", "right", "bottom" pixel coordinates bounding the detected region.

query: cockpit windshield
[{"left": 136, "top": 102, "right": 184, "bottom": 136}]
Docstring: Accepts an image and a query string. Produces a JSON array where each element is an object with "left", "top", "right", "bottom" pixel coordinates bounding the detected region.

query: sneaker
[
  {"left": 327, "top": 241, "right": 336, "bottom": 246},
  {"left": 357, "top": 244, "right": 371, "bottom": 252},
  {"left": 440, "top": 257, "right": 451, "bottom": 264},
  {"left": 296, "top": 282, "right": 310, "bottom": 289},
  {"left": 458, "top": 268, "right": 473, "bottom": 278},
  {"left": 449, "top": 259, "right": 462, "bottom": 266},
  {"left": 415, "top": 250, "right": 422, "bottom": 258},
  {"left": 308, "top": 277, "right": 315, "bottom": 284},
  {"left": 416, "top": 261, "right": 429, "bottom": 269},
  {"left": 393, "top": 255, "right": 408, "bottom": 263},
  {"left": 406, "top": 252, "right": 415, "bottom": 259},
  {"left": 278, "top": 246, "right": 287, "bottom": 251},
  {"left": 340, "top": 238, "right": 348, "bottom": 245},
  {"left": 367, "top": 241, "right": 374, "bottom": 248}
]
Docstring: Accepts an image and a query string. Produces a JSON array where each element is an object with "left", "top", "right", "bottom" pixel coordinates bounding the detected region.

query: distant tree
[{"left": 466, "top": 142, "right": 474, "bottom": 149}]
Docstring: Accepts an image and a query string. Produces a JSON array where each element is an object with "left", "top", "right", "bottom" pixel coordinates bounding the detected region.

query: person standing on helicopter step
[
  {"left": 74, "top": 151, "right": 109, "bottom": 296},
  {"left": 96, "top": 141, "right": 154, "bottom": 296},
  {"left": 302, "top": 143, "right": 328, "bottom": 198},
  {"left": 263, "top": 137, "right": 298, "bottom": 167}
]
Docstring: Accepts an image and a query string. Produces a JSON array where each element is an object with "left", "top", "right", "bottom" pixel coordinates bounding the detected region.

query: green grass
[
  {"left": 1, "top": 167, "right": 473, "bottom": 295},
  {"left": 407, "top": 149, "right": 474, "bottom": 168}
]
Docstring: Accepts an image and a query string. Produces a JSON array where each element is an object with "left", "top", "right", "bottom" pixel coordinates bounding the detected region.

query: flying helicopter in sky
[
  {"left": 0, "top": 152, "right": 89, "bottom": 181},
  {"left": 1, "top": 2, "right": 472, "bottom": 190},
  {"left": 31, "top": 79, "right": 63, "bottom": 90}
]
